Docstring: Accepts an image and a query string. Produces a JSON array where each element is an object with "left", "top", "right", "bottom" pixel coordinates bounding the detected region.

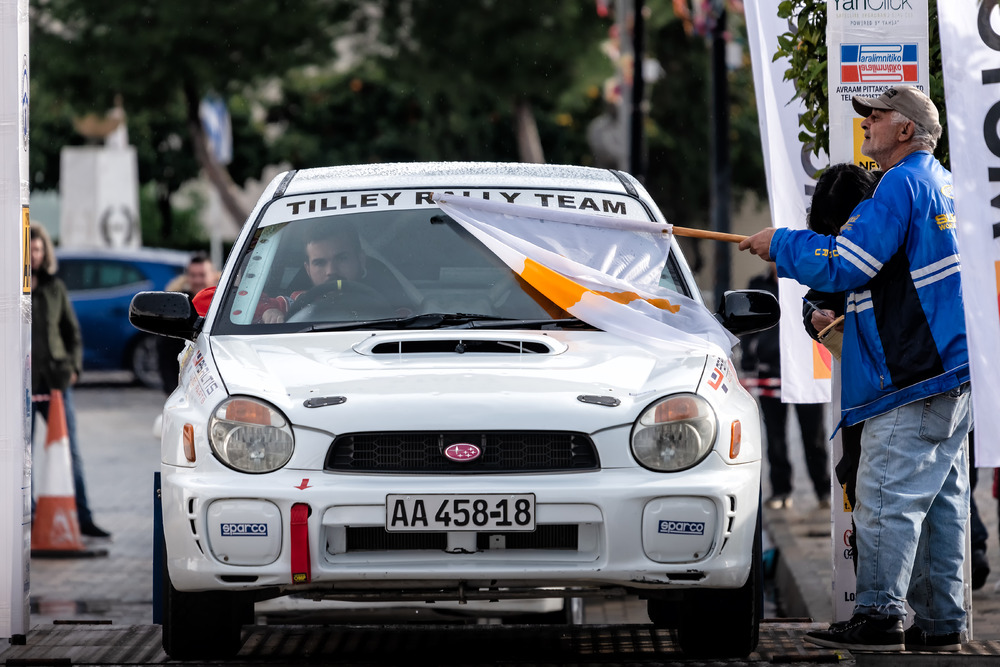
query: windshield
[{"left": 213, "top": 188, "right": 690, "bottom": 334}]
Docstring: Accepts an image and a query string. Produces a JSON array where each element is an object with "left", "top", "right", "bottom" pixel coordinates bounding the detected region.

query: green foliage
[
  {"left": 644, "top": 8, "right": 767, "bottom": 228},
  {"left": 30, "top": 0, "right": 767, "bottom": 247},
  {"left": 138, "top": 183, "right": 207, "bottom": 250},
  {"left": 30, "top": 0, "right": 347, "bottom": 202},
  {"left": 774, "top": 0, "right": 947, "bottom": 168}
]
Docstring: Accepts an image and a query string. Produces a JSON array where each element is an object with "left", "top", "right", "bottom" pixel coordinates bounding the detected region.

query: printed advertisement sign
[{"left": 827, "top": 0, "right": 931, "bottom": 166}]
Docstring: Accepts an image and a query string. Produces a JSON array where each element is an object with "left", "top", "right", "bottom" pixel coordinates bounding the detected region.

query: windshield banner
[{"left": 435, "top": 194, "right": 738, "bottom": 355}]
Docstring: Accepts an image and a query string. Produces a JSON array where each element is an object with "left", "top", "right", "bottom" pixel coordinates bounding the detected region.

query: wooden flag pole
[{"left": 669, "top": 225, "right": 748, "bottom": 244}]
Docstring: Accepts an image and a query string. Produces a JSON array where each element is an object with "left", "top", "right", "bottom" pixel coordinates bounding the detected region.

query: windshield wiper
[
  {"left": 298, "top": 313, "right": 457, "bottom": 332},
  {"left": 448, "top": 317, "right": 591, "bottom": 330},
  {"left": 297, "top": 313, "right": 589, "bottom": 332}
]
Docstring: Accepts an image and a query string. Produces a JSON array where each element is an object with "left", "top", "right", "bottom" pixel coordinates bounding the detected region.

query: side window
[
  {"left": 58, "top": 259, "right": 147, "bottom": 292},
  {"left": 59, "top": 260, "right": 85, "bottom": 291},
  {"left": 97, "top": 262, "right": 145, "bottom": 289}
]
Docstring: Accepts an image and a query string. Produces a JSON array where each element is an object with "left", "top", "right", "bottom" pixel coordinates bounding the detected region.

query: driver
[{"left": 257, "top": 225, "right": 412, "bottom": 323}]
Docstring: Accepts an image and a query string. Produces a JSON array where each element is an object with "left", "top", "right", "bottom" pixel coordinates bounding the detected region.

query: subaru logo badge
[{"left": 444, "top": 443, "right": 481, "bottom": 462}]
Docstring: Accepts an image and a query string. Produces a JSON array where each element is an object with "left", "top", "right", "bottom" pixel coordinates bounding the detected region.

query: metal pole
[
  {"left": 629, "top": 0, "right": 645, "bottom": 181},
  {"left": 710, "top": 7, "right": 731, "bottom": 307}
]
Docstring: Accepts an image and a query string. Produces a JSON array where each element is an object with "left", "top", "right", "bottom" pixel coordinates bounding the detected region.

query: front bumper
[{"left": 162, "top": 454, "right": 760, "bottom": 598}]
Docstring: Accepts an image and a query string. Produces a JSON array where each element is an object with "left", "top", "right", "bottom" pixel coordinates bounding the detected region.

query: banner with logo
[
  {"left": 827, "top": 0, "right": 930, "bottom": 165},
  {"left": 744, "top": 0, "right": 832, "bottom": 405},
  {"left": 939, "top": 0, "right": 1000, "bottom": 467},
  {"left": 1, "top": 0, "right": 32, "bottom": 640},
  {"left": 434, "top": 194, "right": 739, "bottom": 356}
]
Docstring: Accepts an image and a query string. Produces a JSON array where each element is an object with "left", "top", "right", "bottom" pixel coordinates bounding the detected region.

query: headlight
[
  {"left": 631, "top": 394, "right": 717, "bottom": 472},
  {"left": 209, "top": 397, "right": 294, "bottom": 473}
]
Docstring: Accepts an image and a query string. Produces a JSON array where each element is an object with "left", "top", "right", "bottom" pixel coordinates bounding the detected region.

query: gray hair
[{"left": 890, "top": 110, "right": 937, "bottom": 151}]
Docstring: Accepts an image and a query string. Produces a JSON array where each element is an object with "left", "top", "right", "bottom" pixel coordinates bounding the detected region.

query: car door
[{"left": 59, "top": 257, "right": 156, "bottom": 370}]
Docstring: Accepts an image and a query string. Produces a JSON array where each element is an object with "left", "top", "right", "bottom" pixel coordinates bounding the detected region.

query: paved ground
[
  {"left": 760, "top": 405, "right": 1000, "bottom": 657},
  {"left": 7, "top": 374, "right": 1000, "bottom": 663}
]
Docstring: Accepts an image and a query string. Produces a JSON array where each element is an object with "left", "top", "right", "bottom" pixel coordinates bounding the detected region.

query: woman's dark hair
[{"left": 807, "top": 163, "right": 880, "bottom": 236}]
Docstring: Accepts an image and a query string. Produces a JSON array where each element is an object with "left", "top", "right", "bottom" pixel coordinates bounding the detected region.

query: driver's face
[{"left": 304, "top": 238, "right": 365, "bottom": 286}]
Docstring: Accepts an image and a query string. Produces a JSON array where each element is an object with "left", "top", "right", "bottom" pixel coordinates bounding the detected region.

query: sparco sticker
[
  {"left": 658, "top": 520, "right": 705, "bottom": 536},
  {"left": 221, "top": 523, "right": 268, "bottom": 536}
]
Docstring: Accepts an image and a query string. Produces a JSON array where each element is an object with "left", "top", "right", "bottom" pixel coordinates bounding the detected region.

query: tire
[
  {"left": 161, "top": 556, "right": 251, "bottom": 660},
  {"left": 129, "top": 334, "right": 163, "bottom": 389},
  {"left": 503, "top": 597, "right": 584, "bottom": 625},
  {"left": 673, "top": 509, "right": 763, "bottom": 659}
]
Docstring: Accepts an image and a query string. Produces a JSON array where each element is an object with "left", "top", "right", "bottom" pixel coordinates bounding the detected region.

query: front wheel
[
  {"left": 128, "top": 334, "right": 163, "bottom": 389},
  {"left": 648, "top": 509, "right": 762, "bottom": 659},
  {"left": 161, "top": 556, "right": 252, "bottom": 660}
]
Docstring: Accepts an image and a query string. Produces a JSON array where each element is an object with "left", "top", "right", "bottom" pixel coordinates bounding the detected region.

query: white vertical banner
[
  {"left": 939, "top": 0, "right": 1000, "bottom": 468},
  {"left": 827, "top": 0, "right": 930, "bottom": 165},
  {"left": 59, "top": 146, "right": 141, "bottom": 249},
  {"left": 744, "top": 0, "right": 832, "bottom": 405},
  {"left": 1, "top": 0, "right": 32, "bottom": 640}
]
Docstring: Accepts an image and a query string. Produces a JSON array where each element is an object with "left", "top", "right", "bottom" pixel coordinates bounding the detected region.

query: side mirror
[
  {"left": 129, "top": 291, "right": 201, "bottom": 341},
  {"left": 716, "top": 289, "right": 780, "bottom": 336}
]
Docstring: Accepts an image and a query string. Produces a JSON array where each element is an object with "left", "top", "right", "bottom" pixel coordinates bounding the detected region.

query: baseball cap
[{"left": 851, "top": 85, "right": 942, "bottom": 140}]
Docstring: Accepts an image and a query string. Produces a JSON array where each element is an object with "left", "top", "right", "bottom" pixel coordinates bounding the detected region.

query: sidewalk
[{"left": 762, "top": 442, "right": 1000, "bottom": 648}]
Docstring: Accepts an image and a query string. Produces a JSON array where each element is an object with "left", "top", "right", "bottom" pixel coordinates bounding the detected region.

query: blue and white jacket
[{"left": 769, "top": 151, "right": 969, "bottom": 428}]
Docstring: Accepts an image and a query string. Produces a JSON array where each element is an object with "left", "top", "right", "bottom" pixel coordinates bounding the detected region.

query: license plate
[{"left": 385, "top": 494, "right": 535, "bottom": 532}]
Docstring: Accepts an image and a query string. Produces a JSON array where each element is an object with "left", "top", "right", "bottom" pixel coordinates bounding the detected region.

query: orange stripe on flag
[
  {"left": 521, "top": 258, "right": 680, "bottom": 313},
  {"left": 813, "top": 340, "right": 832, "bottom": 380},
  {"left": 520, "top": 258, "right": 585, "bottom": 310}
]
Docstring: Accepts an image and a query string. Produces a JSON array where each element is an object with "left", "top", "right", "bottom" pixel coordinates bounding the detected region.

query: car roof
[
  {"left": 278, "top": 162, "right": 646, "bottom": 201},
  {"left": 54, "top": 246, "right": 192, "bottom": 266}
]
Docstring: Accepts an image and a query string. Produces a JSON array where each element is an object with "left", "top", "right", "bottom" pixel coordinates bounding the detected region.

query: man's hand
[
  {"left": 811, "top": 309, "right": 839, "bottom": 334},
  {"left": 260, "top": 308, "right": 286, "bottom": 324},
  {"left": 738, "top": 228, "right": 776, "bottom": 261}
]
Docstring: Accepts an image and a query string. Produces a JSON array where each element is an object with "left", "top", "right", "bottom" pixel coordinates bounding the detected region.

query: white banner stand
[
  {"left": 1, "top": 0, "right": 32, "bottom": 642},
  {"left": 59, "top": 146, "right": 141, "bottom": 249}
]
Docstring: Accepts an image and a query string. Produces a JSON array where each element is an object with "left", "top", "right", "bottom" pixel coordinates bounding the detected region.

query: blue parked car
[{"left": 56, "top": 247, "right": 190, "bottom": 387}]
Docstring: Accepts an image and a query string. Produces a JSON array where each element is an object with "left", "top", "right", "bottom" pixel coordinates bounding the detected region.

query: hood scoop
[{"left": 354, "top": 331, "right": 567, "bottom": 356}]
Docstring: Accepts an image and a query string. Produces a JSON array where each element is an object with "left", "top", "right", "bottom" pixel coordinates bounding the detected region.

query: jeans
[
  {"left": 853, "top": 382, "right": 972, "bottom": 634},
  {"left": 31, "top": 386, "right": 94, "bottom": 526}
]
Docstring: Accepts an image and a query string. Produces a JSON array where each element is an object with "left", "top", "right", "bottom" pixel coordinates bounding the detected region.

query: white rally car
[{"left": 130, "top": 162, "right": 778, "bottom": 660}]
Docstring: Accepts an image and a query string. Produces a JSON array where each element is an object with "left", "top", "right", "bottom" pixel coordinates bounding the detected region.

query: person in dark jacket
[
  {"left": 740, "top": 263, "right": 830, "bottom": 510},
  {"left": 801, "top": 163, "right": 879, "bottom": 571},
  {"left": 157, "top": 253, "right": 217, "bottom": 394},
  {"left": 29, "top": 224, "right": 110, "bottom": 539}
]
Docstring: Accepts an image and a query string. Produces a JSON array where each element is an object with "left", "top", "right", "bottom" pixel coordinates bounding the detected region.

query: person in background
[
  {"left": 740, "top": 263, "right": 830, "bottom": 511},
  {"left": 29, "top": 224, "right": 111, "bottom": 539},
  {"left": 800, "top": 163, "right": 879, "bottom": 571},
  {"left": 157, "top": 253, "right": 218, "bottom": 394},
  {"left": 741, "top": 85, "right": 970, "bottom": 653}
]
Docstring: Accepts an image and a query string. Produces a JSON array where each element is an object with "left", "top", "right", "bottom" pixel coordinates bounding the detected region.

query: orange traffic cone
[{"left": 31, "top": 389, "right": 106, "bottom": 558}]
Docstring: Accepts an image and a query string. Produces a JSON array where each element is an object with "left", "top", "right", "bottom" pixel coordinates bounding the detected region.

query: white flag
[
  {"left": 939, "top": 0, "right": 1000, "bottom": 467},
  {"left": 434, "top": 194, "right": 738, "bottom": 356},
  {"left": 745, "top": 0, "right": 832, "bottom": 404}
]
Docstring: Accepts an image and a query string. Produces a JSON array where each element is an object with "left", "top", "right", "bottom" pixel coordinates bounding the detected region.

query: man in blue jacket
[{"left": 740, "top": 85, "right": 971, "bottom": 653}]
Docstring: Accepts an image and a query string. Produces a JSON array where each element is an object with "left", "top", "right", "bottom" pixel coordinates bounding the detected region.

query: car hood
[{"left": 208, "top": 330, "right": 715, "bottom": 433}]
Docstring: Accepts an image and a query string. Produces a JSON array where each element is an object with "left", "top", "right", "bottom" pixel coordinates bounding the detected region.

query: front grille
[
  {"left": 345, "top": 525, "right": 579, "bottom": 552},
  {"left": 325, "top": 431, "right": 599, "bottom": 473}
]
